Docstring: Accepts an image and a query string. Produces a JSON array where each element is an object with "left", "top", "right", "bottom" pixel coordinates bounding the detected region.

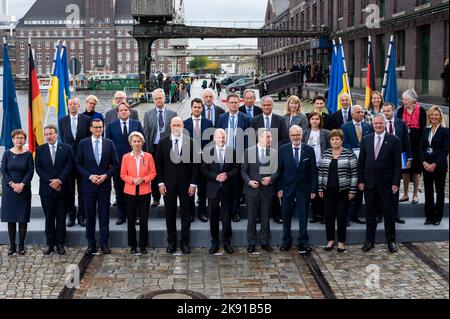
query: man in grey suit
[
  {"left": 242, "top": 129, "right": 279, "bottom": 253},
  {"left": 143, "top": 88, "right": 177, "bottom": 206},
  {"left": 104, "top": 91, "right": 139, "bottom": 127}
]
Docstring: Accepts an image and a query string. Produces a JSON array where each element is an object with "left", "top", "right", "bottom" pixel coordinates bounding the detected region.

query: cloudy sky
[{"left": 6, "top": 0, "right": 268, "bottom": 47}]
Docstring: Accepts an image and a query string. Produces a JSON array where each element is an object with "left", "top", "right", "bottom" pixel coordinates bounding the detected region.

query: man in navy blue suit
[
  {"left": 59, "top": 97, "right": 91, "bottom": 228},
  {"left": 341, "top": 105, "right": 373, "bottom": 225},
  {"left": 277, "top": 125, "right": 318, "bottom": 254},
  {"left": 105, "top": 102, "right": 144, "bottom": 225},
  {"left": 76, "top": 119, "right": 119, "bottom": 256},
  {"left": 217, "top": 93, "right": 251, "bottom": 223},
  {"left": 35, "top": 124, "right": 74, "bottom": 256},
  {"left": 184, "top": 98, "right": 214, "bottom": 223}
]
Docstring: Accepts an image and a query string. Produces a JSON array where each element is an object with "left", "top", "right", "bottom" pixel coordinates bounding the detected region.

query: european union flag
[{"left": 383, "top": 39, "right": 399, "bottom": 109}]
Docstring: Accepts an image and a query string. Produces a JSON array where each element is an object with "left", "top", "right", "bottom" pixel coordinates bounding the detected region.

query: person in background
[
  {"left": 303, "top": 111, "right": 331, "bottom": 224},
  {"left": 318, "top": 130, "right": 358, "bottom": 253},
  {"left": 83, "top": 95, "right": 104, "bottom": 122},
  {"left": 1, "top": 130, "right": 34, "bottom": 256},
  {"left": 120, "top": 132, "right": 157, "bottom": 255},
  {"left": 441, "top": 58, "right": 449, "bottom": 103},
  {"left": 420, "top": 106, "right": 449, "bottom": 226},
  {"left": 239, "top": 89, "right": 262, "bottom": 119},
  {"left": 397, "top": 89, "right": 427, "bottom": 205},
  {"left": 365, "top": 91, "right": 384, "bottom": 125},
  {"left": 283, "top": 95, "right": 308, "bottom": 131}
]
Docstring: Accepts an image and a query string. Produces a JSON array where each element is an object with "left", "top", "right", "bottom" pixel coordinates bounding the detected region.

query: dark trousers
[
  {"left": 208, "top": 189, "right": 232, "bottom": 245},
  {"left": 364, "top": 188, "right": 396, "bottom": 243},
  {"left": 67, "top": 172, "right": 85, "bottom": 222},
  {"left": 324, "top": 188, "right": 349, "bottom": 243},
  {"left": 83, "top": 191, "right": 111, "bottom": 248},
  {"left": 310, "top": 195, "right": 324, "bottom": 219},
  {"left": 247, "top": 192, "right": 273, "bottom": 246},
  {"left": 113, "top": 173, "right": 126, "bottom": 219},
  {"left": 150, "top": 145, "right": 161, "bottom": 203},
  {"left": 165, "top": 185, "right": 191, "bottom": 246},
  {"left": 281, "top": 188, "right": 310, "bottom": 246},
  {"left": 423, "top": 169, "right": 447, "bottom": 222},
  {"left": 392, "top": 190, "right": 400, "bottom": 219},
  {"left": 231, "top": 175, "right": 243, "bottom": 216},
  {"left": 41, "top": 192, "right": 67, "bottom": 247},
  {"left": 348, "top": 190, "right": 363, "bottom": 221},
  {"left": 191, "top": 174, "right": 207, "bottom": 218},
  {"left": 125, "top": 192, "right": 150, "bottom": 249},
  {"left": 271, "top": 195, "right": 282, "bottom": 219}
]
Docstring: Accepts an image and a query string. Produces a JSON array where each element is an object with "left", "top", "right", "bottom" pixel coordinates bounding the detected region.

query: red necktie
[{"left": 389, "top": 121, "right": 394, "bottom": 134}]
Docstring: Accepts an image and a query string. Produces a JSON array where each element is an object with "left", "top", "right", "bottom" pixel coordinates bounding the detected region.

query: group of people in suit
[{"left": 1, "top": 87, "right": 448, "bottom": 257}]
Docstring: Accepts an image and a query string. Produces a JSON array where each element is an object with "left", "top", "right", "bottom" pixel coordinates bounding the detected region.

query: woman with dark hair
[{"left": 365, "top": 91, "right": 384, "bottom": 125}]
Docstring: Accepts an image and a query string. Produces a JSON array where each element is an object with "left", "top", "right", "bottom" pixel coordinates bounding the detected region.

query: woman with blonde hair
[
  {"left": 283, "top": 95, "right": 308, "bottom": 130},
  {"left": 83, "top": 95, "right": 104, "bottom": 122},
  {"left": 420, "top": 106, "right": 449, "bottom": 226}
]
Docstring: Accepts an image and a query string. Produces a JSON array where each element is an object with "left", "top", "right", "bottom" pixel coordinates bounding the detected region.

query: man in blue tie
[
  {"left": 277, "top": 125, "right": 318, "bottom": 254},
  {"left": 239, "top": 90, "right": 262, "bottom": 118},
  {"left": 76, "top": 119, "right": 119, "bottom": 256}
]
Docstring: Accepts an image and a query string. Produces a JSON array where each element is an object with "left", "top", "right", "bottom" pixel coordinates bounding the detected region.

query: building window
[
  {"left": 378, "top": 0, "right": 385, "bottom": 18},
  {"left": 62, "top": 30, "right": 66, "bottom": 37},
  {"left": 416, "top": 0, "right": 431, "bottom": 5},
  {"left": 70, "top": 41, "right": 75, "bottom": 50},
  {"left": 395, "top": 30, "right": 406, "bottom": 66},
  {"left": 20, "top": 31, "right": 24, "bottom": 37},
  {"left": 46, "top": 67, "right": 51, "bottom": 75},
  {"left": 36, "top": 31, "right": 41, "bottom": 37},
  {"left": 106, "top": 46, "right": 110, "bottom": 55},
  {"left": 45, "top": 53, "right": 50, "bottom": 62},
  {"left": 106, "top": 57, "right": 110, "bottom": 66},
  {"left": 361, "top": 37, "right": 368, "bottom": 68},
  {"left": 90, "top": 47, "right": 95, "bottom": 55},
  {"left": 126, "top": 41, "right": 131, "bottom": 49},
  {"left": 70, "top": 30, "right": 75, "bottom": 37},
  {"left": 118, "top": 41, "right": 122, "bottom": 50},
  {"left": 20, "top": 53, "right": 25, "bottom": 62},
  {"left": 338, "top": 0, "right": 344, "bottom": 19},
  {"left": 134, "top": 41, "right": 138, "bottom": 49},
  {"left": 98, "top": 46, "right": 103, "bottom": 55},
  {"left": 159, "top": 41, "right": 164, "bottom": 49},
  {"left": 134, "top": 52, "right": 138, "bottom": 61},
  {"left": 37, "top": 42, "right": 41, "bottom": 50},
  {"left": 126, "top": 64, "right": 131, "bottom": 73},
  {"left": 118, "top": 54, "right": 122, "bottom": 62},
  {"left": 79, "top": 53, "right": 84, "bottom": 61},
  {"left": 126, "top": 52, "right": 131, "bottom": 61},
  {"left": 79, "top": 41, "right": 83, "bottom": 50},
  {"left": 45, "top": 31, "right": 50, "bottom": 37},
  {"left": 45, "top": 41, "right": 50, "bottom": 49},
  {"left": 20, "top": 42, "right": 25, "bottom": 50},
  {"left": 98, "top": 58, "right": 103, "bottom": 66},
  {"left": 312, "top": 4, "right": 317, "bottom": 26},
  {"left": 118, "top": 65, "right": 123, "bottom": 73},
  {"left": 348, "top": 0, "right": 355, "bottom": 27},
  {"left": 37, "top": 53, "right": 42, "bottom": 62}
]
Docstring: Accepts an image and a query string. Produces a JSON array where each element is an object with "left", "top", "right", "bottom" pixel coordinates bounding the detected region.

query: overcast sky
[{"left": 6, "top": 0, "right": 268, "bottom": 47}]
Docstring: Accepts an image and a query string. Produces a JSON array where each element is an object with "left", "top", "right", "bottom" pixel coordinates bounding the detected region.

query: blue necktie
[
  {"left": 228, "top": 116, "right": 235, "bottom": 148},
  {"left": 94, "top": 140, "right": 100, "bottom": 165},
  {"left": 158, "top": 110, "right": 164, "bottom": 132},
  {"left": 265, "top": 116, "right": 270, "bottom": 130},
  {"left": 247, "top": 108, "right": 253, "bottom": 118},
  {"left": 294, "top": 147, "right": 300, "bottom": 167}
]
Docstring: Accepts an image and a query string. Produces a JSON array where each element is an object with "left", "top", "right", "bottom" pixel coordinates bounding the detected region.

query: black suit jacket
[
  {"left": 392, "top": 118, "right": 412, "bottom": 160},
  {"left": 306, "top": 112, "right": 332, "bottom": 130},
  {"left": 59, "top": 114, "right": 91, "bottom": 155},
  {"left": 250, "top": 114, "right": 289, "bottom": 146},
  {"left": 419, "top": 126, "right": 449, "bottom": 171},
  {"left": 239, "top": 105, "right": 263, "bottom": 117},
  {"left": 201, "top": 146, "right": 240, "bottom": 200},
  {"left": 156, "top": 136, "right": 200, "bottom": 192},
  {"left": 330, "top": 108, "right": 353, "bottom": 130},
  {"left": 201, "top": 105, "right": 225, "bottom": 127},
  {"left": 358, "top": 133, "right": 402, "bottom": 190},
  {"left": 35, "top": 143, "right": 74, "bottom": 196}
]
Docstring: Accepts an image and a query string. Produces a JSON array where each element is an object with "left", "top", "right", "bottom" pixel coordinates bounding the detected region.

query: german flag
[
  {"left": 28, "top": 40, "right": 44, "bottom": 154},
  {"left": 365, "top": 36, "right": 376, "bottom": 109}
]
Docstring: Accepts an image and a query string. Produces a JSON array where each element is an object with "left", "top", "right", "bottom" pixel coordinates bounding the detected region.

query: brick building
[
  {"left": 259, "top": 0, "right": 449, "bottom": 96},
  {"left": 10, "top": 0, "right": 186, "bottom": 77}
]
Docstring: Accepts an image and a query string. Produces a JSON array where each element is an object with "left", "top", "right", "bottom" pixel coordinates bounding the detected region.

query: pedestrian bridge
[{"left": 157, "top": 48, "right": 261, "bottom": 57}]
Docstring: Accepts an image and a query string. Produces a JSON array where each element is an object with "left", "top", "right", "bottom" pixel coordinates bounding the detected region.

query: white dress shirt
[
  {"left": 130, "top": 150, "right": 144, "bottom": 176},
  {"left": 374, "top": 131, "right": 386, "bottom": 155}
]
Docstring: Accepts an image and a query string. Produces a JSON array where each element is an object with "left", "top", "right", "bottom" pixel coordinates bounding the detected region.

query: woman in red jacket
[{"left": 121, "top": 131, "right": 157, "bottom": 255}]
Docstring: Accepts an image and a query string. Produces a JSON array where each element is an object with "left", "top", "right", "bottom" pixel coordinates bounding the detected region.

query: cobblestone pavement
[{"left": 3, "top": 243, "right": 446, "bottom": 300}]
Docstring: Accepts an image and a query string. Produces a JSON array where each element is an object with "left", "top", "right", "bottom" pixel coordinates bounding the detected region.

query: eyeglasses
[{"left": 92, "top": 126, "right": 103, "bottom": 129}]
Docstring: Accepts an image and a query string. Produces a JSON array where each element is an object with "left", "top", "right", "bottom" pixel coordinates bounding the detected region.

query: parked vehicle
[
  {"left": 220, "top": 75, "right": 247, "bottom": 86},
  {"left": 226, "top": 77, "right": 253, "bottom": 93}
]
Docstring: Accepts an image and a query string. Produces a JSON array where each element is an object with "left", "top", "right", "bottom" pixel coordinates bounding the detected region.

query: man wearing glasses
[{"left": 104, "top": 91, "right": 140, "bottom": 127}]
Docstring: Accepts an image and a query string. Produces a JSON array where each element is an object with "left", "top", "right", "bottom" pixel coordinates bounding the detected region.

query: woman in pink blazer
[{"left": 120, "top": 131, "right": 157, "bottom": 255}]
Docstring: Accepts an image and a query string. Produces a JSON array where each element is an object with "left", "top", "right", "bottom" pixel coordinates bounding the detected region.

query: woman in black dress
[
  {"left": 1, "top": 129, "right": 34, "bottom": 256},
  {"left": 397, "top": 89, "right": 427, "bottom": 205}
]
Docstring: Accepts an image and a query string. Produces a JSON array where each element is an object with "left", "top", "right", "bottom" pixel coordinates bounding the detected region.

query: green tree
[{"left": 188, "top": 56, "right": 210, "bottom": 70}]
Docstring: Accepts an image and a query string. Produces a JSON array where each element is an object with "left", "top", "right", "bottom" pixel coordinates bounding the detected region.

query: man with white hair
[
  {"left": 143, "top": 88, "right": 177, "bottom": 207},
  {"left": 201, "top": 88, "right": 225, "bottom": 127},
  {"left": 104, "top": 91, "right": 139, "bottom": 127}
]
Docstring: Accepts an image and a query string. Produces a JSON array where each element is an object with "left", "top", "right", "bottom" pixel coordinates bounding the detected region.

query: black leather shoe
[
  {"left": 116, "top": 218, "right": 126, "bottom": 226},
  {"left": 352, "top": 217, "right": 366, "bottom": 224},
  {"left": 337, "top": 248, "right": 348, "bottom": 253},
  {"left": 273, "top": 216, "right": 283, "bottom": 224},
  {"left": 198, "top": 214, "right": 208, "bottom": 223},
  {"left": 135, "top": 217, "right": 140, "bottom": 226},
  {"left": 190, "top": 215, "right": 195, "bottom": 223},
  {"left": 376, "top": 216, "right": 383, "bottom": 223},
  {"left": 433, "top": 220, "right": 441, "bottom": 226},
  {"left": 424, "top": 219, "right": 433, "bottom": 225},
  {"left": 131, "top": 247, "right": 138, "bottom": 255},
  {"left": 166, "top": 244, "right": 177, "bottom": 254},
  {"left": 362, "top": 242, "right": 375, "bottom": 252},
  {"left": 247, "top": 245, "right": 256, "bottom": 253},
  {"left": 140, "top": 247, "right": 147, "bottom": 255},
  {"left": 18, "top": 245, "right": 26, "bottom": 255},
  {"left": 395, "top": 217, "right": 406, "bottom": 224},
  {"left": 43, "top": 246, "right": 54, "bottom": 256},
  {"left": 256, "top": 217, "right": 261, "bottom": 224},
  {"left": 280, "top": 244, "right": 291, "bottom": 251},
  {"left": 232, "top": 213, "right": 240, "bottom": 223},
  {"left": 85, "top": 246, "right": 97, "bottom": 256},
  {"left": 57, "top": 245, "right": 66, "bottom": 255},
  {"left": 78, "top": 219, "right": 87, "bottom": 227},
  {"left": 388, "top": 242, "right": 398, "bottom": 253},
  {"left": 209, "top": 245, "right": 219, "bottom": 254},
  {"left": 8, "top": 245, "right": 16, "bottom": 256},
  {"left": 66, "top": 219, "right": 75, "bottom": 228},
  {"left": 309, "top": 217, "right": 320, "bottom": 223},
  {"left": 347, "top": 220, "right": 351, "bottom": 227},
  {"left": 180, "top": 243, "right": 191, "bottom": 254},
  {"left": 298, "top": 244, "right": 312, "bottom": 255},
  {"left": 101, "top": 246, "right": 111, "bottom": 255},
  {"left": 261, "top": 245, "right": 273, "bottom": 253},
  {"left": 151, "top": 201, "right": 160, "bottom": 208},
  {"left": 323, "top": 243, "right": 335, "bottom": 251},
  {"left": 224, "top": 244, "right": 234, "bottom": 254}
]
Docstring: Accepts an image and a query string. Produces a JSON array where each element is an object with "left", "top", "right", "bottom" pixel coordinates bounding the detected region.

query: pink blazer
[{"left": 120, "top": 152, "right": 157, "bottom": 196}]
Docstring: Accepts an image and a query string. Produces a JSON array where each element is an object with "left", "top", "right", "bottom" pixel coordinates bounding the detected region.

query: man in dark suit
[
  {"left": 202, "top": 88, "right": 225, "bottom": 127},
  {"left": 341, "top": 105, "right": 373, "bottom": 225},
  {"left": 156, "top": 117, "right": 199, "bottom": 254},
  {"left": 143, "top": 89, "right": 178, "bottom": 207},
  {"left": 239, "top": 89, "right": 262, "bottom": 118},
  {"left": 76, "top": 119, "right": 119, "bottom": 256},
  {"left": 59, "top": 97, "right": 91, "bottom": 228},
  {"left": 35, "top": 124, "right": 74, "bottom": 256},
  {"left": 104, "top": 91, "right": 139, "bottom": 127},
  {"left": 184, "top": 98, "right": 214, "bottom": 223},
  {"left": 251, "top": 96, "right": 289, "bottom": 224},
  {"left": 277, "top": 125, "right": 318, "bottom": 254},
  {"left": 241, "top": 129, "right": 278, "bottom": 253},
  {"left": 306, "top": 96, "right": 332, "bottom": 130},
  {"left": 105, "top": 102, "right": 144, "bottom": 225},
  {"left": 217, "top": 93, "right": 251, "bottom": 223},
  {"left": 330, "top": 93, "right": 353, "bottom": 130},
  {"left": 201, "top": 129, "right": 240, "bottom": 254},
  {"left": 383, "top": 103, "right": 412, "bottom": 224},
  {"left": 358, "top": 114, "right": 402, "bottom": 253}
]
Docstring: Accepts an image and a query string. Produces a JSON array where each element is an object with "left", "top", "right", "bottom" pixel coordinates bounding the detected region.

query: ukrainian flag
[
  {"left": 47, "top": 45, "right": 68, "bottom": 130},
  {"left": 328, "top": 43, "right": 351, "bottom": 113}
]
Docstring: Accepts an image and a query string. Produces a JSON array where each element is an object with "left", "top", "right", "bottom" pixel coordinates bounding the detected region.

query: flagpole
[
  {"left": 44, "top": 41, "right": 60, "bottom": 127},
  {"left": 339, "top": 37, "right": 352, "bottom": 105},
  {"left": 381, "top": 35, "right": 394, "bottom": 97}
]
